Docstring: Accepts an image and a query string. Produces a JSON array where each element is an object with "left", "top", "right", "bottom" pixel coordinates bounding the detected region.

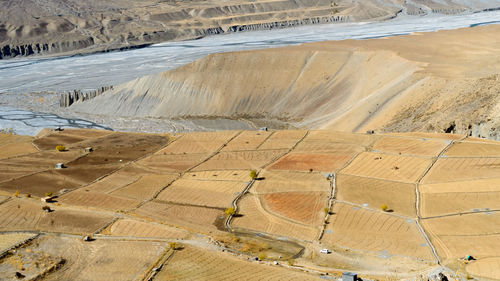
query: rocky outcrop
[
  {"left": 0, "top": 37, "right": 94, "bottom": 59},
  {"left": 59, "top": 86, "right": 113, "bottom": 107},
  {"left": 225, "top": 16, "right": 349, "bottom": 32}
]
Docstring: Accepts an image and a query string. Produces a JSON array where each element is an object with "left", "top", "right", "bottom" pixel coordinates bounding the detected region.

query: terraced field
[{"left": 0, "top": 130, "right": 498, "bottom": 280}]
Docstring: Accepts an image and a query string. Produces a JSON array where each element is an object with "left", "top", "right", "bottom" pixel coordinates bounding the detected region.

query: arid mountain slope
[
  {"left": 72, "top": 24, "right": 500, "bottom": 139},
  {"left": 2, "top": 0, "right": 500, "bottom": 59}
]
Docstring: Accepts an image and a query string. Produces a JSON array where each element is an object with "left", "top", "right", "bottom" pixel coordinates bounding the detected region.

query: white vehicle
[{"left": 320, "top": 249, "right": 331, "bottom": 254}]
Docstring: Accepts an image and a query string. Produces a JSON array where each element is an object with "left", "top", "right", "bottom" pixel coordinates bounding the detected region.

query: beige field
[
  {"left": 336, "top": 174, "right": 416, "bottom": 217},
  {"left": 193, "top": 150, "right": 286, "bottom": 171},
  {"left": 341, "top": 152, "right": 432, "bottom": 183},
  {"left": 58, "top": 190, "right": 140, "bottom": 211},
  {"left": 221, "top": 131, "right": 272, "bottom": 151},
  {"left": 444, "top": 141, "right": 500, "bottom": 157},
  {"left": 0, "top": 198, "right": 113, "bottom": 234},
  {"left": 133, "top": 201, "right": 223, "bottom": 233},
  {"left": 232, "top": 194, "right": 319, "bottom": 242},
  {"left": 83, "top": 171, "right": 144, "bottom": 193},
  {"left": 156, "top": 179, "right": 247, "bottom": 208},
  {"left": 0, "top": 142, "right": 38, "bottom": 159},
  {"left": 184, "top": 170, "right": 251, "bottom": 181},
  {"left": 110, "top": 174, "right": 178, "bottom": 201},
  {"left": 305, "top": 131, "right": 378, "bottom": 146},
  {"left": 372, "top": 137, "right": 450, "bottom": 156},
  {"left": 136, "top": 153, "right": 209, "bottom": 173},
  {"left": 420, "top": 191, "right": 500, "bottom": 217},
  {"left": 105, "top": 218, "right": 188, "bottom": 239},
  {"left": 421, "top": 157, "right": 500, "bottom": 184},
  {"left": 268, "top": 152, "right": 353, "bottom": 172},
  {"left": 294, "top": 141, "right": 366, "bottom": 154},
  {"left": 386, "top": 132, "right": 465, "bottom": 140},
  {"left": 322, "top": 203, "right": 434, "bottom": 261},
  {"left": 252, "top": 170, "right": 330, "bottom": 194},
  {"left": 0, "top": 232, "right": 37, "bottom": 253},
  {"left": 466, "top": 257, "right": 500, "bottom": 280},
  {"left": 155, "top": 245, "right": 318, "bottom": 281},
  {"left": 260, "top": 191, "right": 328, "bottom": 226},
  {"left": 257, "top": 130, "right": 307, "bottom": 150}
]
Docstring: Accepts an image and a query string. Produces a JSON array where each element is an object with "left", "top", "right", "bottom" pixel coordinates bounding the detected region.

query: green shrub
[
  {"left": 45, "top": 192, "right": 53, "bottom": 197},
  {"left": 249, "top": 170, "right": 257, "bottom": 179},
  {"left": 225, "top": 207, "right": 235, "bottom": 215},
  {"left": 381, "top": 204, "right": 388, "bottom": 211}
]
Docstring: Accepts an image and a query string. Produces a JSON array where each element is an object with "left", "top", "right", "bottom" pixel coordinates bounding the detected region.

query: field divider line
[
  {"left": 93, "top": 217, "right": 119, "bottom": 236},
  {"left": 140, "top": 247, "right": 175, "bottom": 281},
  {"left": 332, "top": 200, "right": 414, "bottom": 220},
  {"left": 421, "top": 208, "right": 500, "bottom": 220},
  {"left": 255, "top": 131, "right": 276, "bottom": 150},
  {"left": 413, "top": 137, "right": 461, "bottom": 265},
  {"left": 0, "top": 232, "right": 40, "bottom": 260}
]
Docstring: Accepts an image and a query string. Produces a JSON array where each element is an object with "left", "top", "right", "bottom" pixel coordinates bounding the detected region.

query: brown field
[
  {"left": 111, "top": 174, "right": 178, "bottom": 201},
  {"left": 322, "top": 203, "right": 434, "bottom": 261},
  {"left": 386, "top": 132, "right": 465, "bottom": 140},
  {"left": 0, "top": 233, "right": 37, "bottom": 252},
  {"left": 33, "top": 132, "right": 88, "bottom": 150},
  {"left": 155, "top": 245, "right": 318, "bottom": 281},
  {"left": 372, "top": 137, "right": 449, "bottom": 156},
  {"left": 294, "top": 141, "right": 366, "bottom": 154},
  {"left": 0, "top": 133, "right": 34, "bottom": 146},
  {"left": 336, "top": 174, "right": 416, "bottom": 217},
  {"left": 252, "top": 170, "right": 330, "bottom": 194},
  {"left": 193, "top": 150, "right": 287, "bottom": 171},
  {"left": 105, "top": 218, "right": 188, "bottom": 239},
  {"left": 232, "top": 194, "right": 319, "bottom": 242},
  {"left": 157, "top": 179, "right": 246, "bottom": 208},
  {"left": 0, "top": 142, "right": 38, "bottom": 159},
  {"left": 444, "top": 141, "right": 500, "bottom": 157},
  {"left": 421, "top": 158, "right": 500, "bottom": 184},
  {"left": 258, "top": 130, "right": 307, "bottom": 150},
  {"left": 159, "top": 131, "right": 237, "bottom": 154},
  {"left": 341, "top": 152, "right": 432, "bottom": 183},
  {"left": 31, "top": 235, "right": 167, "bottom": 281},
  {"left": 305, "top": 131, "right": 378, "bottom": 146},
  {"left": 0, "top": 198, "right": 113, "bottom": 234},
  {"left": 466, "top": 257, "right": 500, "bottom": 280},
  {"left": 221, "top": 130, "right": 272, "bottom": 151},
  {"left": 84, "top": 171, "right": 144, "bottom": 193},
  {"left": 58, "top": 190, "right": 140, "bottom": 211},
  {"left": 136, "top": 153, "right": 209, "bottom": 173},
  {"left": 133, "top": 201, "right": 223, "bottom": 233},
  {"left": 420, "top": 191, "right": 500, "bottom": 217},
  {"left": 260, "top": 192, "right": 328, "bottom": 226},
  {"left": 53, "top": 128, "right": 114, "bottom": 139},
  {"left": 184, "top": 170, "right": 251, "bottom": 181},
  {"left": 268, "top": 152, "right": 353, "bottom": 172}
]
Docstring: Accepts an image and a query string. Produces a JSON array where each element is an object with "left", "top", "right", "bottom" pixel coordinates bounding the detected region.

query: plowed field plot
[
  {"left": 159, "top": 131, "right": 237, "bottom": 154},
  {"left": 67, "top": 132, "right": 169, "bottom": 164},
  {"left": 294, "top": 141, "right": 365, "bottom": 154},
  {"left": 154, "top": 245, "right": 318, "bottom": 281},
  {"left": 136, "top": 153, "right": 209, "bottom": 173},
  {"left": 322, "top": 203, "right": 434, "bottom": 261},
  {"left": 467, "top": 257, "right": 500, "bottom": 280},
  {"left": 0, "top": 142, "right": 38, "bottom": 159},
  {"left": 341, "top": 152, "right": 432, "bottom": 183},
  {"left": 0, "top": 232, "right": 37, "bottom": 253},
  {"left": 111, "top": 174, "right": 178, "bottom": 201},
  {"left": 252, "top": 170, "right": 330, "bottom": 194},
  {"left": 464, "top": 137, "right": 500, "bottom": 144},
  {"left": 386, "top": 132, "right": 464, "bottom": 140},
  {"left": 306, "top": 131, "right": 378, "bottom": 146},
  {"left": 258, "top": 130, "right": 307, "bottom": 150},
  {"left": 260, "top": 192, "right": 328, "bottom": 226},
  {"left": 221, "top": 131, "right": 272, "bottom": 151},
  {"left": 421, "top": 158, "right": 500, "bottom": 184},
  {"left": 0, "top": 169, "right": 89, "bottom": 197},
  {"left": 431, "top": 234, "right": 500, "bottom": 261},
  {"left": 104, "top": 218, "right": 188, "bottom": 239},
  {"left": 444, "top": 141, "right": 500, "bottom": 157},
  {"left": 336, "top": 174, "right": 416, "bottom": 217},
  {"left": 269, "top": 152, "right": 354, "bottom": 172},
  {"left": 55, "top": 128, "right": 113, "bottom": 139},
  {"left": 193, "top": 150, "right": 286, "bottom": 171},
  {"left": 133, "top": 201, "right": 223, "bottom": 233},
  {"left": 0, "top": 198, "right": 113, "bottom": 234},
  {"left": 421, "top": 212, "right": 500, "bottom": 236},
  {"left": 156, "top": 179, "right": 246, "bottom": 208},
  {"left": 0, "top": 150, "right": 83, "bottom": 169},
  {"left": 420, "top": 191, "right": 500, "bottom": 217},
  {"left": 84, "top": 171, "right": 143, "bottom": 193},
  {"left": 59, "top": 190, "right": 139, "bottom": 211},
  {"left": 232, "top": 194, "right": 319, "bottom": 242},
  {"left": 22, "top": 235, "right": 167, "bottom": 281},
  {"left": 0, "top": 133, "right": 33, "bottom": 146},
  {"left": 33, "top": 132, "right": 88, "bottom": 150},
  {"left": 185, "top": 170, "right": 250, "bottom": 181},
  {"left": 372, "top": 137, "right": 449, "bottom": 156}
]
